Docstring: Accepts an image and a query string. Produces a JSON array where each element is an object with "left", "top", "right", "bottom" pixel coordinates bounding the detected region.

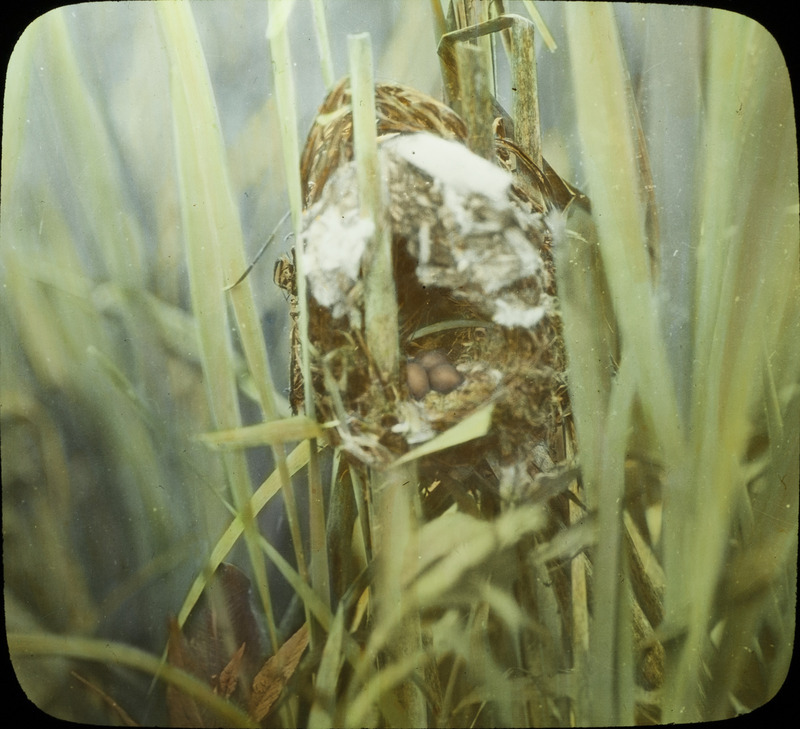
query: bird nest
[{"left": 278, "top": 78, "right": 577, "bottom": 511}]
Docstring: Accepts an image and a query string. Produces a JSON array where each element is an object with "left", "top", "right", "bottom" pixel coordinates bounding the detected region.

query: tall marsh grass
[{"left": 2, "top": 2, "right": 796, "bottom": 726}]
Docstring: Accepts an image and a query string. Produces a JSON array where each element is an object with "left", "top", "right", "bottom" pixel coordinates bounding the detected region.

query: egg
[
  {"left": 427, "top": 362, "right": 464, "bottom": 394},
  {"left": 415, "top": 349, "right": 450, "bottom": 370},
  {"left": 406, "top": 360, "right": 430, "bottom": 399}
]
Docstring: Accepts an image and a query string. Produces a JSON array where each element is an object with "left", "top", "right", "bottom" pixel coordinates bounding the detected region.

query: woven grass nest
[{"left": 281, "top": 77, "right": 580, "bottom": 510}]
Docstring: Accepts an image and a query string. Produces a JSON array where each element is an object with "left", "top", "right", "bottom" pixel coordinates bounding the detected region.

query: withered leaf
[
  {"left": 166, "top": 563, "right": 263, "bottom": 727},
  {"left": 215, "top": 642, "right": 246, "bottom": 700},
  {"left": 249, "top": 623, "right": 310, "bottom": 722},
  {"left": 166, "top": 618, "right": 207, "bottom": 728},
  {"left": 181, "top": 563, "right": 263, "bottom": 684}
]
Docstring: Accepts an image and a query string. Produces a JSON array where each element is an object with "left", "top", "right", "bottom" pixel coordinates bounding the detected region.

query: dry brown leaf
[
  {"left": 215, "top": 642, "right": 246, "bottom": 700},
  {"left": 249, "top": 623, "right": 310, "bottom": 722},
  {"left": 166, "top": 618, "right": 207, "bottom": 728},
  {"left": 166, "top": 564, "right": 265, "bottom": 726}
]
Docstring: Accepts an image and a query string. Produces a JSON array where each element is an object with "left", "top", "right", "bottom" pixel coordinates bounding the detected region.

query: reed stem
[{"left": 348, "top": 33, "right": 400, "bottom": 383}]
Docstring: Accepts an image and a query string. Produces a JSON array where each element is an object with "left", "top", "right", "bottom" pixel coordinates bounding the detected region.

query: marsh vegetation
[{"left": 2, "top": 2, "right": 797, "bottom": 726}]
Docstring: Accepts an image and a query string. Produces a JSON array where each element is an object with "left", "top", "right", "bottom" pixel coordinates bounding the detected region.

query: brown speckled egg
[
  {"left": 427, "top": 362, "right": 464, "bottom": 394},
  {"left": 415, "top": 349, "right": 450, "bottom": 370},
  {"left": 406, "top": 360, "right": 430, "bottom": 399}
]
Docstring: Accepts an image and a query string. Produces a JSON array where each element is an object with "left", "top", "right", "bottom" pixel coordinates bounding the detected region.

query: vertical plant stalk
[
  {"left": 555, "top": 216, "right": 627, "bottom": 726},
  {"left": 552, "top": 205, "right": 613, "bottom": 721},
  {"left": 267, "top": 0, "right": 327, "bottom": 629},
  {"left": 565, "top": 5, "right": 682, "bottom": 458},
  {"left": 509, "top": 16, "right": 544, "bottom": 213},
  {"left": 510, "top": 18, "right": 541, "bottom": 169},
  {"left": 563, "top": 4, "right": 683, "bottom": 723},
  {"left": 371, "top": 464, "right": 426, "bottom": 727},
  {"left": 215, "top": 18, "right": 322, "bottom": 643},
  {"left": 666, "top": 13, "right": 798, "bottom": 721},
  {"left": 348, "top": 33, "right": 400, "bottom": 382},
  {"left": 37, "top": 10, "right": 144, "bottom": 288},
  {"left": 456, "top": 42, "right": 494, "bottom": 161},
  {"left": 311, "top": 0, "right": 335, "bottom": 90},
  {"left": 157, "top": 0, "right": 279, "bottom": 653},
  {"left": 458, "top": 0, "right": 493, "bottom": 72},
  {"left": 438, "top": 13, "right": 511, "bottom": 111},
  {"left": 348, "top": 33, "right": 424, "bottom": 726}
]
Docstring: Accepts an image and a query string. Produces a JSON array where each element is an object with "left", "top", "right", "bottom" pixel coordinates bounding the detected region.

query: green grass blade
[
  {"left": 174, "top": 440, "right": 315, "bottom": 629},
  {"left": 667, "top": 11, "right": 799, "bottom": 720},
  {"left": 267, "top": 0, "right": 318, "bottom": 623},
  {"left": 565, "top": 4, "right": 682, "bottom": 463},
  {"left": 157, "top": 0, "right": 280, "bottom": 654},
  {"left": 197, "top": 417, "right": 325, "bottom": 449},
  {"left": 392, "top": 402, "right": 495, "bottom": 467},
  {"left": 350, "top": 32, "right": 400, "bottom": 381},
  {"left": 9, "top": 632, "right": 256, "bottom": 727},
  {"left": 35, "top": 10, "right": 145, "bottom": 286}
]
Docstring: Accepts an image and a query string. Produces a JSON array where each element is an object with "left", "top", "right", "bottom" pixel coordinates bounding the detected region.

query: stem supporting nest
[{"left": 348, "top": 33, "right": 400, "bottom": 385}]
